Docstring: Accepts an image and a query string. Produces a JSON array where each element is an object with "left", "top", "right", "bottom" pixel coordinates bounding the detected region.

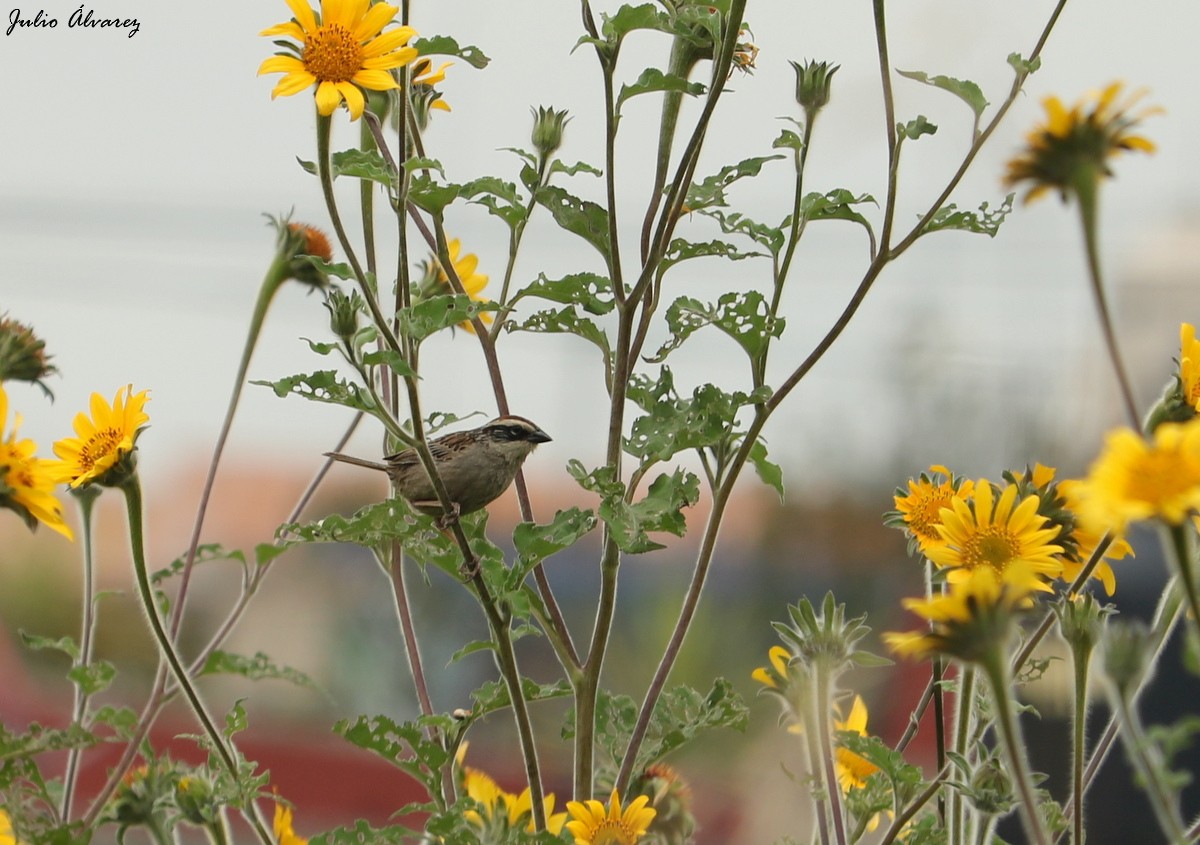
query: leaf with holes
[
  {"left": 512, "top": 272, "right": 615, "bottom": 315},
  {"left": 685, "top": 155, "right": 784, "bottom": 212},
  {"left": 922, "top": 193, "right": 1014, "bottom": 238},
  {"left": 252, "top": 370, "right": 379, "bottom": 414},
  {"left": 413, "top": 35, "right": 490, "bottom": 69},
  {"left": 513, "top": 507, "right": 598, "bottom": 571},
  {"left": 660, "top": 238, "right": 765, "bottom": 274},
  {"left": 535, "top": 185, "right": 611, "bottom": 260},
  {"left": 650, "top": 291, "right": 783, "bottom": 362},
  {"left": 700, "top": 209, "right": 785, "bottom": 256}
]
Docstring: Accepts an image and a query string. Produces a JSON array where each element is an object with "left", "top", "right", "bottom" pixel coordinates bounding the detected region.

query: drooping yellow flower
[
  {"left": 1181, "top": 323, "right": 1200, "bottom": 413},
  {"left": 259, "top": 0, "right": 418, "bottom": 121},
  {"left": 834, "top": 696, "right": 880, "bottom": 793},
  {"left": 50, "top": 385, "right": 149, "bottom": 488},
  {"left": 1074, "top": 419, "right": 1200, "bottom": 531},
  {"left": 884, "top": 563, "right": 1044, "bottom": 662},
  {"left": 890, "top": 465, "right": 975, "bottom": 553},
  {"left": 751, "top": 644, "right": 791, "bottom": 690},
  {"left": 1057, "top": 478, "right": 1132, "bottom": 596},
  {"left": 565, "top": 789, "right": 656, "bottom": 845},
  {"left": 412, "top": 58, "right": 452, "bottom": 112},
  {"left": 0, "top": 383, "right": 72, "bottom": 539},
  {"left": 1003, "top": 81, "right": 1160, "bottom": 204},
  {"left": 461, "top": 763, "right": 504, "bottom": 829},
  {"left": 273, "top": 801, "right": 308, "bottom": 845},
  {"left": 434, "top": 238, "right": 492, "bottom": 333},
  {"left": 925, "top": 480, "right": 1064, "bottom": 588},
  {"left": 504, "top": 787, "right": 568, "bottom": 836}
]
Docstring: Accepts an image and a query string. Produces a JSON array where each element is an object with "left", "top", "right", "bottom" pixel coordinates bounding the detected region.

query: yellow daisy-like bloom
[
  {"left": 0, "top": 383, "right": 72, "bottom": 539},
  {"left": 565, "top": 789, "right": 656, "bottom": 845},
  {"left": 51, "top": 385, "right": 149, "bottom": 488},
  {"left": 504, "top": 788, "right": 568, "bottom": 836},
  {"left": 1074, "top": 419, "right": 1200, "bottom": 531},
  {"left": 259, "top": 0, "right": 418, "bottom": 121},
  {"left": 884, "top": 563, "right": 1044, "bottom": 662},
  {"left": 925, "top": 480, "right": 1064, "bottom": 588},
  {"left": 1003, "top": 81, "right": 1160, "bottom": 204},
  {"left": 1057, "top": 478, "right": 1132, "bottom": 596},
  {"left": 891, "top": 465, "right": 975, "bottom": 553},
  {"left": 751, "top": 644, "right": 791, "bottom": 690},
  {"left": 462, "top": 763, "right": 504, "bottom": 829},
  {"left": 0, "top": 809, "right": 20, "bottom": 845},
  {"left": 273, "top": 801, "right": 308, "bottom": 845},
  {"left": 834, "top": 696, "right": 880, "bottom": 793},
  {"left": 1181, "top": 323, "right": 1200, "bottom": 413},
  {"left": 412, "top": 58, "right": 452, "bottom": 112},
  {"left": 436, "top": 238, "right": 492, "bottom": 333}
]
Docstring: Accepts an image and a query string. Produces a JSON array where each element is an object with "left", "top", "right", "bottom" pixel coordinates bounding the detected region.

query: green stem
[
  {"left": 879, "top": 764, "right": 951, "bottom": 845},
  {"left": 61, "top": 486, "right": 101, "bottom": 820},
  {"left": 981, "top": 647, "right": 1050, "bottom": 845},
  {"left": 1070, "top": 635, "right": 1090, "bottom": 845},
  {"left": 815, "top": 665, "right": 848, "bottom": 845},
  {"left": 800, "top": 668, "right": 833, "bottom": 845},
  {"left": 950, "top": 666, "right": 976, "bottom": 845},
  {"left": 1112, "top": 685, "right": 1187, "bottom": 842},
  {"left": 120, "top": 477, "right": 273, "bottom": 845},
  {"left": 1075, "top": 176, "right": 1140, "bottom": 428},
  {"left": 170, "top": 241, "right": 292, "bottom": 641},
  {"left": 1166, "top": 523, "right": 1200, "bottom": 644}
]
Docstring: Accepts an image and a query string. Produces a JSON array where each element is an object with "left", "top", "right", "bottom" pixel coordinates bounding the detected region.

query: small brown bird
[{"left": 325, "top": 415, "right": 551, "bottom": 517}]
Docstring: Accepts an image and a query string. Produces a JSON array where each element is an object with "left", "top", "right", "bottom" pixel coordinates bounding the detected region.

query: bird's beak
[{"left": 527, "top": 428, "right": 552, "bottom": 444}]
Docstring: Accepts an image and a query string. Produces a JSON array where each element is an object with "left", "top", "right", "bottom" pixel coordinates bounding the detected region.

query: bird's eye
[{"left": 489, "top": 425, "right": 527, "bottom": 442}]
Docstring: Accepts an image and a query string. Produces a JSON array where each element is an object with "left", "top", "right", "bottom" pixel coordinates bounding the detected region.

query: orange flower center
[
  {"left": 905, "top": 488, "right": 953, "bottom": 542},
  {"left": 960, "top": 527, "right": 1019, "bottom": 572},
  {"left": 79, "top": 428, "right": 123, "bottom": 471},
  {"left": 303, "top": 24, "right": 362, "bottom": 82}
]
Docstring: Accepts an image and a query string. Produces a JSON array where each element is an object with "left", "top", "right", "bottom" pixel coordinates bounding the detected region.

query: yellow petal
[
  {"left": 282, "top": 0, "right": 318, "bottom": 33},
  {"left": 272, "top": 70, "right": 317, "bottom": 98},
  {"left": 314, "top": 80, "right": 342, "bottom": 115},
  {"left": 259, "top": 21, "right": 306, "bottom": 39},
  {"left": 259, "top": 54, "right": 305, "bottom": 76},
  {"left": 336, "top": 81, "right": 366, "bottom": 120},
  {"left": 351, "top": 68, "right": 401, "bottom": 92},
  {"left": 355, "top": 4, "right": 402, "bottom": 41}
]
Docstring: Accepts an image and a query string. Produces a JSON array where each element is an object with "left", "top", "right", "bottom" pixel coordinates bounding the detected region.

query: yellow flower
[
  {"left": 273, "top": 801, "right": 308, "bottom": 845},
  {"left": 890, "top": 465, "right": 975, "bottom": 553},
  {"left": 259, "top": 0, "right": 418, "bottom": 121},
  {"left": 0, "top": 809, "right": 20, "bottom": 845},
  {"left": 925, "top": 480, "right": 1064, "bottom": 588},
  {"left": 0, "top": 383, "right": 72, "bottom": 539},
  {"left": 1003, "top": 81, "right": 1160, "bottom": 204},
  {"left": 461, "top": 763, "right": 504, "bottom": 829},
  {"left": 504, "top": 788, "right": 568, "bottom": 836},
  {"left": 434, "top": 238, "right": 492, "bottom": 333},
  {"left": 50, "top": 385, "right": 149, "bottom": 488},
  {"left": 884, "top": 563, "right": 1044, "bottom": 662},
  {"left": 1181, "top": 323, "right": 1200, "bottom": 413},
  {"left": 565, "top": 789, "right": 656, "bottom": 845},
  {"left": 834, "top": 696, "right": 880, "bottom": 794},
  {"left": 412, "top": 58, "right": 452, "bottom": 112},
  {"left": 1074, "top": 419, "right": 1200, "bottom": 531},
  {"left": 751, "top": 644, "right": 791, "bottom": 690},
  {"left": 1057, "top": 478, "right": 1132, "bottom": 596}
]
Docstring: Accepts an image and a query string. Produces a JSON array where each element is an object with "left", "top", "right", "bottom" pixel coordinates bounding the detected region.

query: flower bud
[
  {"left": 531, "top": 106, "right": 570, "bottom": 161},
  {"left": 284, "top": 222, "right": 333, "bottom": 288},
  {"left": 324, "top": 288, "right": 363, "bottom": 344},
  {"left": 0, "top": 314, "right": 57, "bottom": 392},
  {"left": 1102, "top": 619, "right": 1154, "bottom": 696},
  {"left": 175, "top": 773, "right": 219, "bottom": 826},
  {"left": 967, "top": 756, "right": 1015, "bottom": 816},
  {"left": 1055, "top": 593, "right": 1110, "bottom": 657},
  {"left": 635, "top": 763, "right": 695, "bottom": 845},
  {"left": 790, "top": 59, "right": 839, "bottom": 120}
]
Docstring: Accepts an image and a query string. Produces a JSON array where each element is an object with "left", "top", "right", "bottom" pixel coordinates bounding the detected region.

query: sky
[{"left": 2, "top": 0, "right": 1199, "bottom": 497}]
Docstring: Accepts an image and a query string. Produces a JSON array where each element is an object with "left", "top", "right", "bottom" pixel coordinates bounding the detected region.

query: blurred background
[{"left": 2, "top": 0, "right": 1200, "bottom": 840}]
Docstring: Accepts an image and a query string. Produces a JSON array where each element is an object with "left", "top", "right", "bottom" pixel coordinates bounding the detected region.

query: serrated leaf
[
  {"left": 800, "top": 189, "right": 878, "bottom": 226},
  {"left": 398, "top": 295, "right": 497, "bottom": 342},
  {"left": 898, "top": 115, "right": 938, "bottom": 140},
  {"left": 597, "top": 3, "right": 672, "bottom": 45},
  {"left": 361, "top": 348, "right": 418, "bottom": 378},
  {"left": 312, "top": 820, "right": 421, "bottom": 845},
  {"left": 535, "top": 185, "right": 611, "bottom": 260},
  {"left": 334, "top": 714, "right": 448, "bottom": 800},
  {"left": 91, "top": 705, "right": 139, "bottom": 739},
  {"left": 650, "top": 291, "right": 783, "bottom": 362},
  {"left": 748, "top": 440, "right": 784, "bottom": 502},
  {"left": 548, "top": 159, "right": 603, "bottom": 179},
  {"left": 224, "top": 700, "right": 249, "bottom": 739},
  {"left": 20, "top": 631, "right": 80, "bottom": 661},
  {"left": 617, "top": 68, "right": 706, "bottom": 111},
  {"left": 153, "top": 543, "right": 248, "bottom": 584},
  {"left": 512, "top": 272, "right": 615, "bottom": 315},
  {"left": 510, "top": 306, "right": 611, "bottom": 359},
  {"left": 408, "top": 173, "right": 461, "bottom": 215},
  {"left": 199, "top": 650, "right": 319, "bottom": 690},
  {"left": 470, "top": 678, "right": 573, "bottom": 719},
  {"left": 567, "top": 463, "right": 696, "bottom": 554},
  {"left": 897, "top": 69, "right": 989, "bottom": 119},
  {"left": 685, "top": 156, "right": 784, "bottom": 212},
  {"left": 68, "top": 660, "right": 116, "bottom": 696},
  {"left": 297, "top": 148, "right": 394, "bottom": 185},
  {"left": 252, "top": 370, "right": 379, "bottom": 414},
  {"left": 772, "top": 128, "right": 804, "bottom": 152},
  {"left": 512, "top": 508, "right": 598, "bottom": 569},
  {"left": 699, "top": 209, "right": 785, "bottom": 256},
  {"left": 413, "top": 35, "right": 490, "bottom": 69},
  {"left": 461, "top": 176, "right": 528, "bottom": 229},
  {"left": 660, "top": 238, "right": 764, "bottom": 274},
  {"left": 1007, "top": 52, "right": 1042, "bottom": 77},
  {"left": 921, "top": 193, "right": 1014, "bottom": 238}
]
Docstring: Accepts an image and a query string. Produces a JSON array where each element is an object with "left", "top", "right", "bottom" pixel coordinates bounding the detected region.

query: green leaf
[
  {"left": 398, "top": 295, "right": 497, "bottom": 341},
  {"left": 297, "top": 148, "right": 394, "bottom": 185},
  {"left": 580, "top": 2, "right": 671, "bottom": 52},
  {"left": 660, "top": 238, "right": 764, "bottom": 274},
  {"left": 470, "top": 678, "right": 573, "bottom": 720},
  {"left": 1007, "top": 52, "right": 1042, "bottom": 77},
  {"left": 461, "top": 175, "right": 528, "bottom": 229},
  {"left": 617, "top": 68, "right": 706, "bottom": 111},
  {"left": 898, "top": 115, "right": 938, "bottom": 140},
  {"left": 535, "top": 185, "right": 611, "bottom": 260},
  {"left": 334, "top": 713, "right": 449, "bottom": 800},
  {"left": 408, "top": 173, "right": 461, "bottom": 215},
  {"left": 685, "top": 155, "right": 784, "bottom": 212},
  {"left": 361, "top": 348, "right": 418, "bottom": 379},
  {"left": 568, "top": 461, "right": 699, "bottom": 553},
  {"left": 512, "top": 508, "right": 598, "bottom": 570},
  {"left": 312, "top": 821, "right": 423, "bottom": 845},
  {"left": 153, "top": 543, "right": 248, "bottom": 585},
  {"left": 548, "top": 159, "right": 603, "bottom": 180},
  {"left": 91, "top": 705, "right": 139, "bottom": 739},
  {"left": 921, "top": 193, "right": 1014, "bottom": 238},
  {"left": 798, "top": 189, "right": 878, "bottom": 246},
  {"left": 199, "top": 650, "right": 319, "bottom": 690},
  {"left": 699, "top": 209, "right": 785, "bottom": 256},
  {"left": 252, "top": 370, "right": 379, "bottom": 414},
  {"left": 512, "top": 272, "right": 615, "bottom": 315},
  {"left": 772, "top": 128, "right": 804, "bottom": 152},
  {"left": 19, "top": 631, "right": 79, "bottom": 661},
  {"left": 897, "top": 69, "right": 989, "bottom": 119},
  {"left": 748, "top": 440, "right": 784, "bottom": 502},
  {"left": 413, "top": 35, "right": 490, "bottom": 69},
  {"left": 67, "top": 660, "right": 116, "bottom": 696},
  {"left": 650, "top": 291, "right": 783, "bottom": 362},
  {"left": 509, "top": 306, "right": 611, "bottom": 360}
]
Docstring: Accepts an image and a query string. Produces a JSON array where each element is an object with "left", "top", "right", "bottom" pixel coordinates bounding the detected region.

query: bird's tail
[{"left": 324, "top": 452, "right": 390, "bottom": 473}]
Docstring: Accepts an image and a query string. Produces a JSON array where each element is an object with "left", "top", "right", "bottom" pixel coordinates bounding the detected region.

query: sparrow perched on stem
[{"left": 325, "top": 415, "right": 551, "bottom": 517}]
